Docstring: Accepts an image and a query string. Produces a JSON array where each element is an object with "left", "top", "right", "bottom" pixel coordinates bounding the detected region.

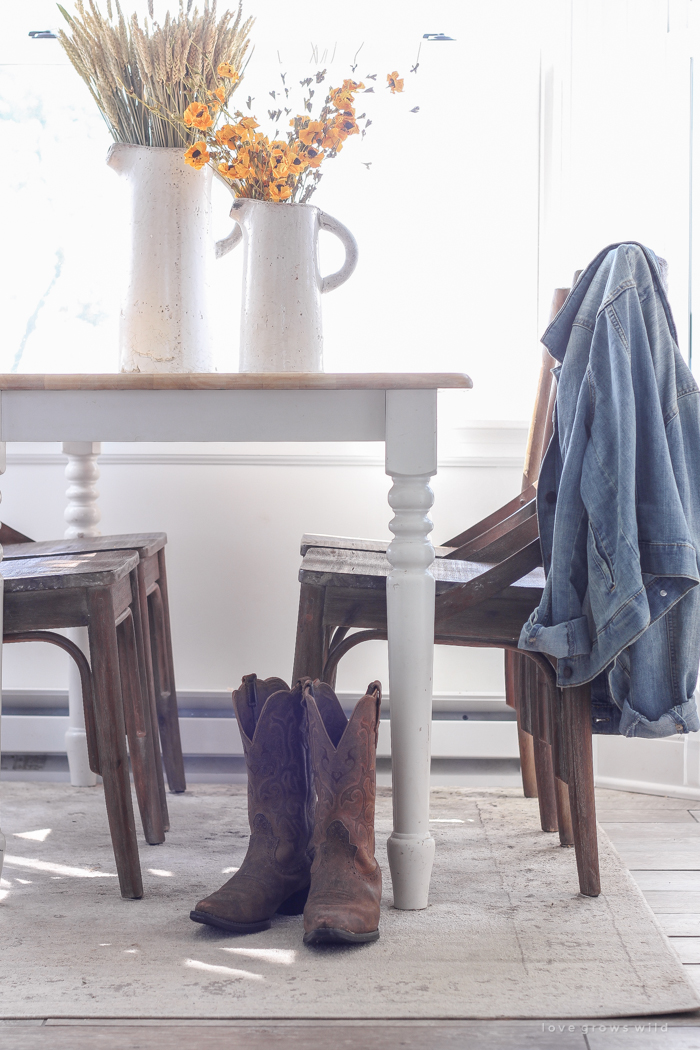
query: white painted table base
[{"left": 0, "top": 376, "right": 468, "bottom": 907}]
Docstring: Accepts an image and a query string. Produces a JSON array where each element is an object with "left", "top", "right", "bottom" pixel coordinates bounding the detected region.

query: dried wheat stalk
[{"left": 57, "top": 0, "right": 252, "bottom": 147}]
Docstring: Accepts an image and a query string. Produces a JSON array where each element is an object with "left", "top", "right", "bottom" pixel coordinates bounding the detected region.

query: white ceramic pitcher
[
  {"left": 107, "top": 144, "right": 239, "bottom": 373},
  {"left": 224, "top": 198, "right": 359, "bottom": 372}
]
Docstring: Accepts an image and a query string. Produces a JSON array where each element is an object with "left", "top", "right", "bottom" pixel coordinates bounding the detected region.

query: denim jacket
[{"left": 518, "top": 243, "right": 700, "bottom": 738}]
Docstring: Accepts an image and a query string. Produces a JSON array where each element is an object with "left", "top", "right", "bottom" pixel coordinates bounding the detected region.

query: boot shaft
[
  {"left": 232, "top": 675, "right": 313, "bottom": 853},
  {"left": 303, "top": 680, "right": 381, "bottom": 865}
]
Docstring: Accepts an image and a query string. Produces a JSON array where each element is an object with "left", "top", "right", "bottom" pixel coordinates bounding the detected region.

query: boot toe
[{"left": 304, "top": 896, "right": 380, "bottom": 938}]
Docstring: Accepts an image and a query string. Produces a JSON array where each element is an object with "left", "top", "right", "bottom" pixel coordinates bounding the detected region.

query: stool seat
[
  {"left": 2, "top": 550, "right": 139, "bottom": 589},
  {"left": 1, "top": 530, "right": 185, "bottom": 795},
  {"left": 2, "top": 533, "right": 167, "bottom": 560}
]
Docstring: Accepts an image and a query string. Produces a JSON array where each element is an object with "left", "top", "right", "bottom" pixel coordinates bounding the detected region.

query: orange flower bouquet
[{"left": 176, "top": 65, "right": 404, "bottom": 203}]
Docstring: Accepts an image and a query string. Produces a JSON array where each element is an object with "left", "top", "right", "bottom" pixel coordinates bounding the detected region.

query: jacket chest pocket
[{"left": 588, "top": 521, "right": 616, "bottom": 592}]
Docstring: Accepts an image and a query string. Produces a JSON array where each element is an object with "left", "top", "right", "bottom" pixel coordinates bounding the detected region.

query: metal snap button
[
  {"left": 660, "top": 589, "right": 668, "bottom": 597},
  {"left": 562, "top": 666, "right": 573, "bottom": 679}
]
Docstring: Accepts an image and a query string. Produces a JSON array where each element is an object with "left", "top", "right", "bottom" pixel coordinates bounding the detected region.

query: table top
[{"left": 0, "top": 373, "right": 472, "bottom": 391}]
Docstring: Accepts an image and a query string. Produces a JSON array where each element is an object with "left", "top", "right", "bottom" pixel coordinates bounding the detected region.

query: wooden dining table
[{"left": 0, "top": 371, "right": 472, "bottom": 910}]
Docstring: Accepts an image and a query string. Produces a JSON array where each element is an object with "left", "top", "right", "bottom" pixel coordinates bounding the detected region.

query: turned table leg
[
  {"left": 63, "top": 441, "right": 101, "bottom": 787},
  {"left": 385, "top": 389, "right": 437, "bottom": 910}
]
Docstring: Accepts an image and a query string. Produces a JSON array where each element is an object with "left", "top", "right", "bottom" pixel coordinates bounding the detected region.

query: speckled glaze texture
[
  {"left": 107, "top": 144, "right": 238, "bottom": 374},
  {"left": 229, "top": 198, "right": 358, "bottom": 372}
]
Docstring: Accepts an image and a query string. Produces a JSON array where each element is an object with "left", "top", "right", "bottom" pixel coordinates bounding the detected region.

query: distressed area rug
[{"left": 0, "top": 783, "right": 696, "bottom": 1019}]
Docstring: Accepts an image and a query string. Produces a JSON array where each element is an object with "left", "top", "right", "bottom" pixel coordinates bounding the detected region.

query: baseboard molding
[
  {"left": 1, "top": 688, "right": 510, "bottom": 716},
  {"left": 0, "top": 714, "right": 520, "bottom": 761},
  {"left": 593, "top": 776, "right": 700, "bottom": 801}
]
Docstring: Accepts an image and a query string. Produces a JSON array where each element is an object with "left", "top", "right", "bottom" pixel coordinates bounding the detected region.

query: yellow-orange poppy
[
  {"left": 387, "top": 71, "right": 404, "bottom": 94},
  {"left": 269, "top": 179, "right": 293, "bottom": 202},
  {"left": 183, "top": 102, "right": 213, "bottom": 130},
  {"left": 331, "top": 89, "right": 355, "bottom": 111},
  {"left": 304, "top": 145, "right": 325, "bottom": 168},
  {"left": 331, "top": 115, "right": 359, "bottom": 142},
  {"left": 286, "top": 145, "right": 309, "bottom": 174},
  {"left": 299, "top": 120, "right": 324, "bottom": 146},
  {"left": 269, "top": 145, "right": 290, "bottom": 175},
  {"left": 218, "top": 161, "right": 239, "bottom": 180},
  {"left": 210, "top": 86, "right": 225, "bottom": 104},
  {"left": 321, "top": 123, "right": 344, "bottom": 149},
  {"left": 215, "top": 124, "right": 239, "bottom": 148},
  {"left": 184, "top": 141, "right": 210, "bottom": 170},
  {"left": 217, "top": 63, "right": 239, "bottom": 81}
]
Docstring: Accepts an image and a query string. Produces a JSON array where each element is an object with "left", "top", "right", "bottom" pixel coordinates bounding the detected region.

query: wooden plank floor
[{"left": 3, "top": 788, "right": 700, "bottom": 1049}]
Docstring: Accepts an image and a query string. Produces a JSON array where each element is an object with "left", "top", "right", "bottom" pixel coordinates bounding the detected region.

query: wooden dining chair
[
  {"left": 296, "top": 288, "right": 569, "bottom": 820},
  {"left": 2, "top": 550, "right": 167, "bottom": 899},
  {"left": 292, "top": 286, "right": 602, "bottom": 897},
  {"left": 0, "top": 530, "right": 185, "bottom": 796}
]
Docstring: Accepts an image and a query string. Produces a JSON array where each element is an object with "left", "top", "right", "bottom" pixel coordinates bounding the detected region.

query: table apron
[{"left": 0, "top": 389, "right": 387, "bottom": 443}]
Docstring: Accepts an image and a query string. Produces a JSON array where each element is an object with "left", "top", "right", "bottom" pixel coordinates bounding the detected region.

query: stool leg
[
  {"left": 525, "top": 660, "right": 558, "bottom": 832},
  {"left": 135, "top": 562, "right": 169, "bottom": 827},
  {"left": 117, "top": 608, "right": 166, "bottom": 846},
  {"left": 562, "top": 683, "right": 600, "bottom": 896},
  {"left": 555, "top": 777, "right": 575, "bottom": 846},
  {"left": 505, "top": 652, "right": 538, "bottom": 798},
  {"left": 87, "top": 590, "right": 143, "bottom": 900},
  {"left": 153, "top": 551, "right": 186, "bottom": 793},
  {"left": 292, "top": 582, "right": 326, "bottom": 683},
  {"left": 149, "top": 578, "right": 186, "bottom": 793}
]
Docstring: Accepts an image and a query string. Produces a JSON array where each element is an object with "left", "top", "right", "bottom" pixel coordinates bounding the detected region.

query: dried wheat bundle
[{"left": 57, "top": 0, "right": 252, "bottom": 147}]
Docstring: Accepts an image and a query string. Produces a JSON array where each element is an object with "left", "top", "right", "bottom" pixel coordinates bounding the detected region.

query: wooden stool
[
  {"left": 2, "top": 551, "right": 166, "bottom": 899},
  {"left": 1, "top": 531, "right": 185, "bottom": 796}
]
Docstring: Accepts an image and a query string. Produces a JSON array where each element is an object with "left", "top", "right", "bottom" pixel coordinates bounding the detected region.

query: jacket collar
[{"left": 541, "top": 241, "right": 676, "bottom": 363}]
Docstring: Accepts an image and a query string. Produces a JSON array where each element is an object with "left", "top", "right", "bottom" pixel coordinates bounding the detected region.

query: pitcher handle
[
  {"left": 215, "top": 221, "right": 243, "bottom": 259},
  {"left": 319, "top": 210, "right": 359, "bottom": 294}
]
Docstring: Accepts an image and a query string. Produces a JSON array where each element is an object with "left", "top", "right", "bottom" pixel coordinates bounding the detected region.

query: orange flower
[
  {"left": 269, "top": 179, "right": 293, "bottom": 202},
  {"left": 286, "top": 144, "right": 309, "bottom": 174},
  {"left": 298, "top": 120, "right": 324, "bottom": 146},
  {"left": 230, "top": 117, "right": 260, "bottom": 144},
  {"left": 210, "top": 86, "right": 225, "bottom": 104},
  {"left": 331, "top": 89, "right": 355, "bottom": 111},
  {"left": 215, "top": 124, "right": 239, "bottom": 148},
  {"left": 269, "top": 143, "right": 290, "bottom": 175},
  {"left": 217, "top": 63, "right": 240, "bottom": 82},
  {"left": 218, "top": 161, "right": 239, "bottom": 180},
  {"left": 303, "top": 145, "right": 325, "bottom": 168},
  {"left": 321, "top": 123, "right": 344, "bottom": 149},
  {"left": 184, "top": 141, "right": 210, "bottom": 170},
  {"left": 335, "top": 115, "right": 359, "bottom": 139},
  {"left": 387, "top": 71, "right": 404, "bottom": 94},
  {"left": 183, "top": 102, "right": 213, "bottom": 130}
]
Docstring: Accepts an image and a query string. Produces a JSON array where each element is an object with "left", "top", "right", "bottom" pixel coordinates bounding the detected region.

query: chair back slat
[
  {"left": 521, "top": 287, "right": 569, "bottom": 490},
  {"left": 442, "top": 483, "right": 536, "bottom": 549},
  {"left": 445, "top": 497, "right": 537, "bottom": 561}
]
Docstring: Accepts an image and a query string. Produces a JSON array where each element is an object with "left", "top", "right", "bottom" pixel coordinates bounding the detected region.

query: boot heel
[{"left": 276, "top": 884, "right": 310, "bottom": 915}]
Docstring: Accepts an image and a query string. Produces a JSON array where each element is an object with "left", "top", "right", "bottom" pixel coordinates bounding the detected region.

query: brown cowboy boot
[
  {"left": 302, "top": 679, "right": 383, "bottom": 945},
  {"left": 190, "top": 675, "right": 313, "bottom": 934}
]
